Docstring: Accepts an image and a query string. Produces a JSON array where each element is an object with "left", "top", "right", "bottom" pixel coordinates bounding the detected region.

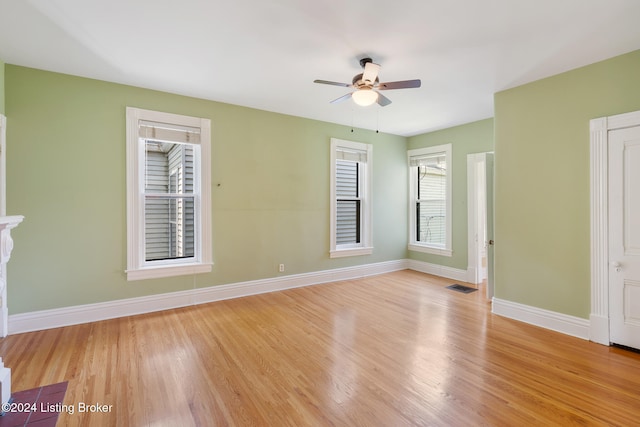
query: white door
[
  {"left": 475, "top": 157, "right": 488, "bottom": 284},
  {"left": 609, "top": 125, "right": 640, "bottom": 349}
]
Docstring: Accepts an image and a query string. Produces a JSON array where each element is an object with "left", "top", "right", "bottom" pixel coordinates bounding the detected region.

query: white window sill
[
  {"left": 329, "top": 247, "right": 374, "bottom": 258},
  {"left": 127, "top": 263, "right": 213, "bottom": 281},
  {"left": 408, "top": 244, "right": 453, "bottom": 257}
]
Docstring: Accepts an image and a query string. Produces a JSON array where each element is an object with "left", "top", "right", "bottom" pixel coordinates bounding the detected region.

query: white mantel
[{"left": 0, "top": 215, "right": 23, "bottom": 407}]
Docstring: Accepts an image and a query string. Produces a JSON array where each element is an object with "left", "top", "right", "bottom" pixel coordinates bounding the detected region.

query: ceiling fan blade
[
  {"left": 376, "top": 92, "right": 392, "bottom": 107},
  {"left": 330, "top": 92, "right": 353, "bottom": 104},
  {"left": 314, "top": 79, "right": 352, "bottom": 88},
  {"left": 377, "top": 79, "right": 421, "bottom": 90},
  {"left": 362, "top": 62, "right": 381, "bottom": 85}
]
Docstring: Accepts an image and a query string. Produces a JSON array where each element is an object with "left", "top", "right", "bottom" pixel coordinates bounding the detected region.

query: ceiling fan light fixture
[{"left": 352, "top": 88, "right": 378, "bottom": 106}]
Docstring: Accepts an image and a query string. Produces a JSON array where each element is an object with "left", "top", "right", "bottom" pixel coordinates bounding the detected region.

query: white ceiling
[{"left": 1, "top": 0, "right": 639, "bottom": 136}]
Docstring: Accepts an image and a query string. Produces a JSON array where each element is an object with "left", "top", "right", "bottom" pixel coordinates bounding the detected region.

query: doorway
[{"left": 467, "top": 152, "right": 494, "bottom": 299}]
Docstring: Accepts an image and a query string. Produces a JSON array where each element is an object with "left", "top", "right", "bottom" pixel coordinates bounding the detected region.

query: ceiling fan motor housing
[{"left": 352, "top": 73, "right": 378, "bottom": 89}]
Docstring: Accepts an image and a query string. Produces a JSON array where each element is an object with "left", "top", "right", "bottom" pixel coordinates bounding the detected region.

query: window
[
  {"left": 408, "top": 144, "right": 452, "bottom": 256},
  {"left": 126, "top": 107, "right": 212, "bottom": 280},
  {"left": 330, "top": 138, "right": 373, "bottom": 258}
]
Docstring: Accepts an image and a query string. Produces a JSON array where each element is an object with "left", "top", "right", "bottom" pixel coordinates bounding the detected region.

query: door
[
  {"left": 609, "top": 125, "right": 640, "bottom": 349},
  {"left": 475, "top": 157, "right": 488, "bottom": 284}
]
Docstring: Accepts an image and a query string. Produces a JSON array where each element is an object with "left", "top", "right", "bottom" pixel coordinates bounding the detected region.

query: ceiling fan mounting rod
[{"left": 359, "top": 57, "right": 373, "bottom": 68}]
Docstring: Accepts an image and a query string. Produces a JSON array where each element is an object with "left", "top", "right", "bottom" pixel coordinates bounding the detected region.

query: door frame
[{"left": 589, "top": 109, "right": 640, "bottom": 345}]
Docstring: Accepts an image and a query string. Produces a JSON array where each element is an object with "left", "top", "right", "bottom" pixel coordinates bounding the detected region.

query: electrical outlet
[{"left": 279, "top": 264, "right": 285, "bottom": 272}]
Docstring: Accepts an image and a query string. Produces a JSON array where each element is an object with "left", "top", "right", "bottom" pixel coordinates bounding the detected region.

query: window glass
[
  {"left": 416, "top": 155, "right": 446, "bottom": 245},
  {"left": 144, "top": 141, "right": 195, "bottom": 261},
  {"left": 336, "top": 160, "right": 360, "bottom": 245}
]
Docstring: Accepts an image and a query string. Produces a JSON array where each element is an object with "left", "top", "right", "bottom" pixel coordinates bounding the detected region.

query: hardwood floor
[{"left": 1, "top": 270, "right": 639, "bottom": 426}]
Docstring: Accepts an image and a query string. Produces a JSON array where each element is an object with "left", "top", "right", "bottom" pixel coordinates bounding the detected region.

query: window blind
[
  {"left": 336, "top": 160, "right": 360, "bottom": 245},
  {"left": 139, "top": 120, "right": 201, "bottom": 144},
  {"left": 336, "top": 147, "right": 367, "bottom": 163},
  {"left": 409, "top": 153, "right": 446, "bottom": 168}
]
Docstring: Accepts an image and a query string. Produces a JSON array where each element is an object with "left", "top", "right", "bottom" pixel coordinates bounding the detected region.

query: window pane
[
  {"left": 336, "top": 160, "right": 358, "bottom": 198},
  {"left": 417, "top": 161, "right": 445, "bottom": 200},
  {"left": 417, "top": 158, "right": 446, "bottom": 245},
  {"left": 145, "top": 197, "right": 195, "bottom": 261},
  {"left": 417, "top": 201, "right": 445, "bottom": 244},
  {"left": 145, "top": 141, "right": 194, "bottom": 194},
  {"left": 336, "top": 200, "right": 360, "bottom": 244}
]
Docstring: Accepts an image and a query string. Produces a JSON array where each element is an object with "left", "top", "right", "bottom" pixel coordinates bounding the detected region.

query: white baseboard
[
  {"left": 8, "top": 259, "right": 408, "bottom": 335},
  {"left": 8, "top": 259, "right": 595, "bottom": 342},
  {"left": 406, "top": 259, "right": 470, "bottom": 283},
  {"left": 9, "top": 259, "right": 596, "bottom": 345},
  {"left": 492, "top": 298, "right": 590, "bottom": 340}
]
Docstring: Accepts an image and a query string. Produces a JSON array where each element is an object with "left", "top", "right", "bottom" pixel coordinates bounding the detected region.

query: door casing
[{"left": 589, "top": 110, "right": 640, "bottom": 345}]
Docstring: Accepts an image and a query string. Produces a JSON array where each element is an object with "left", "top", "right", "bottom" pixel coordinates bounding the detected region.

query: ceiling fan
[{"left": 314, "top": 57, "right": 421, "bottom": 107}]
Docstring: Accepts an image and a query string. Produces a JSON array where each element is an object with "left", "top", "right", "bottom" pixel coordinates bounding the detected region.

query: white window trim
[
  {"left": 330, "top": 138, "right": 373, "bottom": 258},
  {"left": 126, "top": 107, "right": 212, "bottom": 281},
  {"left": 408, "top": 144, "right": 453, "bottom": 257}
]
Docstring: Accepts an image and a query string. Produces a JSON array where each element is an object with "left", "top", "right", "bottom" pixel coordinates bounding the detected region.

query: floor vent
[{"left": 446, "top": 284, "right": 478, "bottom": 294}]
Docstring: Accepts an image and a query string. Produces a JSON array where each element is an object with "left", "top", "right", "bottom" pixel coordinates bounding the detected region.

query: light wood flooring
[{"left": 1, "top": 270, "right": 639, "bottom": 426}]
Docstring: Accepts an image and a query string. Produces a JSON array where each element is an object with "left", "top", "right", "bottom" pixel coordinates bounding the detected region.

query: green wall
[
  {"left": 494, "top": 49, "right": 640, "bottom": 318},
  {"left": 407, "top": 119, "right": 494, "bottom": 271},
  {"left": 5, "top": 65, "right": 408, "bottom": 314}
]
